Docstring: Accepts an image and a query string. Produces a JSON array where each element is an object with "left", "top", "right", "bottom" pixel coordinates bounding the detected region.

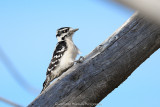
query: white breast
[{"left": 59, "top": 39, "right": 80, "bottom": 70}]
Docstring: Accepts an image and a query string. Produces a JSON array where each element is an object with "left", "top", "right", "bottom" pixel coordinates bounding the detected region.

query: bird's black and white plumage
[
  {"left": 46, "top": 41, "right": 67, "bottom": 75},
  {"left": 41, "top": 27, "right": 80, "bottom": 92}
]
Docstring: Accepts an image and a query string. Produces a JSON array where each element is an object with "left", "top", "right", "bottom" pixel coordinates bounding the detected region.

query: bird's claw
[{"left": 75, "top": 56, "right": 84, "bottom": 64}]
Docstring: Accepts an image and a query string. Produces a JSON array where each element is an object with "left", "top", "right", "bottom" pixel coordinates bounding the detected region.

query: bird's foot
[{"left": 75, "top": 56, "right": 84, "bottom": 64}]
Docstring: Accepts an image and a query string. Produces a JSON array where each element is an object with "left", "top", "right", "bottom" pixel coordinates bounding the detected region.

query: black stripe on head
[
  {"left": 62, "top": 35, "right": 67, "bottom": 40},
  {"left": 56, "top": 33, "right": 60, "bottom": 37},
  {"left": 58, "top": 27, "right": 70, "bottom": 31},
  {"left": 56, "top": 27, "right": 70, "bottom": 37}
]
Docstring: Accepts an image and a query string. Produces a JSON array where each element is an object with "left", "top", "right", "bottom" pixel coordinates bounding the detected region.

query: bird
[{"left": 41, "top": 27, "right": 82, "bottom": 93}]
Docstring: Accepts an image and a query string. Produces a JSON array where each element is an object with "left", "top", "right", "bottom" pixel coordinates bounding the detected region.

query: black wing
[{"left": 46, "top": 41, "right": 67, "bottom": 75}]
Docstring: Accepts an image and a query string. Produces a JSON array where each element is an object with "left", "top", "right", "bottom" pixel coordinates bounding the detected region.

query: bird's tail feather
[{"left": 41, "top": 75, "right": 51, "bottom": 93}]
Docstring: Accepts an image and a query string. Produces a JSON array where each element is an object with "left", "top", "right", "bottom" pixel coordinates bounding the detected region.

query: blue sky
[{"left": 0, "top": 0, "right": 160, "bottom": 107}]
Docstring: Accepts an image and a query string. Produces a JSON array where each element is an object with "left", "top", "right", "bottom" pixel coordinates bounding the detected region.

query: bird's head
[{"left": 56, "top": 27, "right": 79, "bottom": 42}]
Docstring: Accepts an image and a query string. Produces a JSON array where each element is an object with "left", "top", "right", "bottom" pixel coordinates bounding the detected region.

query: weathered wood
[{"left": 28, "top": 12, "right": 160, "bottom": 107}]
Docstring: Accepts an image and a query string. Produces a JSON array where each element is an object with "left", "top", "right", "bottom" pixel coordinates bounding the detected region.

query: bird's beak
[
  {"left": 70, "top": 28, "right": 79, "bottom": 33},
  {"left": 72, "top": 28, "right": 79, "bottom": 32}
]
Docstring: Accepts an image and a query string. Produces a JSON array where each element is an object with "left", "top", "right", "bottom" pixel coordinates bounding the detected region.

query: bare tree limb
[{"left": 28, "top": 12, "right": 160, "bottom": 107}]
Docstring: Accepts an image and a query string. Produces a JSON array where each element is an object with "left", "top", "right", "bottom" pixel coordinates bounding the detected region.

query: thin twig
[
  {"left": 0, "top": 96, "right": 22, "bottom": 107},
  {"left": 0, "top": 46, "right": 39, "bottom": 95}
]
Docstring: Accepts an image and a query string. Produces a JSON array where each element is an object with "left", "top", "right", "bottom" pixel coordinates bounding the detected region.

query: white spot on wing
[
  {"left": 51, "top": 61, "right": 55, "bottom": 64},
  {"left": 48, "top": 67, "right": 53, "bottom": 71},
  {"left": 51, "top": 60, "right": 58, "bottom": 64},
  {"left": 56, "top": 46, "right": 65, "bottom": 53},
  {"left": 54, "top": 55, "right": 61, "bottom": 58}
]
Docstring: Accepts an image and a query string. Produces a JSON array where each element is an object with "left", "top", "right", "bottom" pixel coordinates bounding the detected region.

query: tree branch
[
  {"left": 28, "top": 12, "right": 160, "bottom": 107},
  {"left": 0, "top": 96, "right": 22, "bottom": 107}
]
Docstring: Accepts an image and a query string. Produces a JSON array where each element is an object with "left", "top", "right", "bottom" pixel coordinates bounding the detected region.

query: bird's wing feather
[{"left": 46, "top": 41, "right": 67, "bottom": 75}]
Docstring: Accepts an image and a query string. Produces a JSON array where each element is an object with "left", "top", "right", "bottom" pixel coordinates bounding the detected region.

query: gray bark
[{"left": 28, "top": 12, "right": 160, "bottom": 107}]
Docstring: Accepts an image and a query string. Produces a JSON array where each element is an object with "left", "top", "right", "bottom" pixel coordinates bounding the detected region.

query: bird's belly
[
  {"left": 52, "top": 40, "right": 79, "bottom": 77},
  {"left": 60, "top": 49, "right": 76, "bottom": 68}
]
